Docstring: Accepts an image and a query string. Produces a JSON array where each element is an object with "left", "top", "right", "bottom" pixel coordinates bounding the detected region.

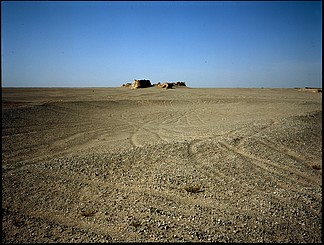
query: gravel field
[{"left": 2, "top": 87, "right": 322, "bottom": 243}]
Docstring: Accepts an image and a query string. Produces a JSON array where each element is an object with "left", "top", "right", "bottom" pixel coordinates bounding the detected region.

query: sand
[{"left": 2, "top": 87, "right": 322, "bottom": 243}]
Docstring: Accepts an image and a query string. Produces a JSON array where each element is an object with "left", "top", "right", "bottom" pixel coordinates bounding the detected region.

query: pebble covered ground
[{"left": 2, "top": 88, "right": 322, "bottom": 243}]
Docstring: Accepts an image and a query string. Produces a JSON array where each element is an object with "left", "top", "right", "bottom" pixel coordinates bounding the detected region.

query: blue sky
[{"left": 1, "top": 1, "right": 322, "bottom": 88}]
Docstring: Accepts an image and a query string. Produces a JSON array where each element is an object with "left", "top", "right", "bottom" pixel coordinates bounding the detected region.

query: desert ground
[{"left": 2, "top": 86, "right": 322, "bottom": 243}]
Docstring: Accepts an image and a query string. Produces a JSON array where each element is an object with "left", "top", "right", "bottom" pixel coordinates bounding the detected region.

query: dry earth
[{"left": 2, "top": 87, "right": 322, "bottom": 243}]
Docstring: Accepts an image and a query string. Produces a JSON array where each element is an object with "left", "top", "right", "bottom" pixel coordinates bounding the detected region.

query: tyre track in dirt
[
  {"left": 218, "top": 141, "right": 320, "bottom": 188},
  {"left": 118, "top": 102, "right": 200, "bottom": 146},
  {"left": 260, "top": 137, "right": 321, "bottom": 167},
  {"left": 2, "top": 100, "right": 143, "bottom": 163},
  {"left": 120, "top": 111, "right": 171, "bottom": 147},
  {"left": 183, "top": 117, "right": 321, "bottom": 201}
]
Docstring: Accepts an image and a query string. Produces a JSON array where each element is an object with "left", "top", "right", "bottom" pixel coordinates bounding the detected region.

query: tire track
[
  {"left": 260, "top": 137, "right": 320, "bottom": 166},
  {"left": 119, "top": 109, "right": 191, "bottom": 146},
  {"left": 129, "top": 119, "right": 170, "bottom": 147},
  {"left": 2, "top": 119, "right": 94, "bottom": 138},
  {"left": 218, "top": 141, "right": 321, "bottom": 187},
  {"left": 216, "top": 141, "right": 322, "bottom": 206}
]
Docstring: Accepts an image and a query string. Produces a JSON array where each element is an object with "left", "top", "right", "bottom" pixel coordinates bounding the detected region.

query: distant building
[
  {"left": 121, "top": 80, "right": 187, "bottom": 89},
  {"left": 155, "top": 81, "right": 187, "bottom": 89},
  {"left": 132, "top": 79, "right": 152, "bottom": 88}
]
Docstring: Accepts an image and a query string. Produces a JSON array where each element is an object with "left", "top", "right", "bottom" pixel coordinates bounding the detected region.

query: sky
[{"left": 1, "top": 1, "right": 322, "bottom": 88}]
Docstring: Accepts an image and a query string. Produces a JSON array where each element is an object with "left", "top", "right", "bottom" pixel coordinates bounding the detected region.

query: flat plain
[{"left": 2, "top": 87, "right": 322, "bottom": 243}]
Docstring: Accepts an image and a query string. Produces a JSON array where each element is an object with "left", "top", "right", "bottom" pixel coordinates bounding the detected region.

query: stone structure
[
  {"left": 155, "top": 81, "right": 187, "bottom": 89},
  {"left": 132, "top": 79, "right": 152, "bottom": 88},
  {"left": 121, "top": 83, "right": 132, "bottom": 88},
  {"left": 121, "top": 80, "right": 187, "bottom": 89},
  {"left": 173, "top": 81, "right": 186, "bottom": 87}
]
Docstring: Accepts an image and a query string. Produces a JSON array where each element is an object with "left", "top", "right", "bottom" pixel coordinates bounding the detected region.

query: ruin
[
  {"left": 121, "top": 80, "right": 187, "bottom": 89},
  {"left": 156, "top": 81, "right": 187, "bottom": 89},
  {"left": 132, "top": 79, "right": 152, "bottom": 88}
]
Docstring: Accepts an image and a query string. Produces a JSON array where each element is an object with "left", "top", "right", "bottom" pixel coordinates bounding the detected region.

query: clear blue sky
[{"left": 1, "top": 1, "right": 322, "bottom": 88}]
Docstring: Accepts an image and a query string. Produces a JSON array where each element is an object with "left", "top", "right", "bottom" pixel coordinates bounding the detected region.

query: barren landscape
[{"left": 2, "top": 87, "right": 322, "bottom": 243}]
